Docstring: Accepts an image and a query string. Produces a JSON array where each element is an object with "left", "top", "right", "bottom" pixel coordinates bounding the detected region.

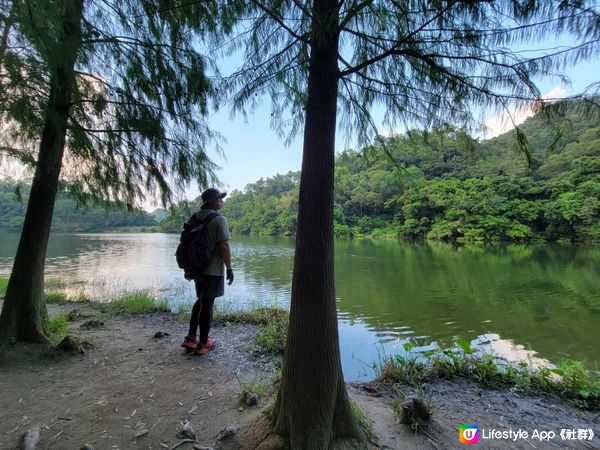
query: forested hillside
[
  {"left": 155, "top": 101, "right": 599, "bottom": 242},
  {"left": 215, "top": 102, "right": 599, "bottom": 243},
  {"left": 0, "top": 183, "right": 156, "bottom": 232}
]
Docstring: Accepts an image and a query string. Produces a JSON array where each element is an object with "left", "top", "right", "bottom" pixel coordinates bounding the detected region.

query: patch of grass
[
  {"left": 70, "top": 291, "right": 91, "bottom": 302},
  {"left": 255, "top": 316, "right": 288, "bottom": 354},
  {"left": 374, "top": 341, "right": 600, "bottom": 410},
  {"left": 176, "top": 301, "right": 193, "bottom": 323},
  {"left": 235, "top": 373, "right": 268, "bottom": 407},
  {"left": 214, "top": 307, "right": 289, "bottom": 354},
  {"left": 104, "top": 291, "right": 169, "bottom": 315},
  {"left": 45, "top": 277, "right": 65, "bottom": 290},
  {"left": 0, "top": 276, "right": 8, "bottom": 295},
  {"left": 45, "top": 290, "right": 69, "bottom": 304},
  {"left": 214, "top": 306, "right": 288, "bottom": 325},
  {"left": 349, "top": 400, "right": 374, "bottom": 441},
  {"left": 43, "top": 314, "right": 70, "bottom": 343}
]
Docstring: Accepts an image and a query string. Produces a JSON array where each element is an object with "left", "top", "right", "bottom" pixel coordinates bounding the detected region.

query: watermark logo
[{"left": 460, "top": 424, "right": 479, "bottom": 444}]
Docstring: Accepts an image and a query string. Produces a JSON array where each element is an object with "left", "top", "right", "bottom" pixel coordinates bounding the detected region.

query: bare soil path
[{"left": 0, "top": 303, "right": 597, "bottom": 450}]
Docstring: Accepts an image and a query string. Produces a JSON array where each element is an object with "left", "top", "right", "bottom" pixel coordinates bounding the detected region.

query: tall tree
[
  {"left": 0, "top": 0, "right": 222, "bottom": 343},
  {"left": 219, "top": 0, "right": 599, "bottom": 447}
]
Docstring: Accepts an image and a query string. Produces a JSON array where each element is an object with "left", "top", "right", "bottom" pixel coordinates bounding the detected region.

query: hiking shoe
[
  {"left": 204, "top": 337, "right": 216, "bottom": 349},
  {"left": 181, "top": 335, "right": 199, "bottom": 350},
  {"left": 194, "top": 345, "right": 210, "bottom": 356},
  {"left": 194, "top": 337, "right": 216, "bottom": 356}
]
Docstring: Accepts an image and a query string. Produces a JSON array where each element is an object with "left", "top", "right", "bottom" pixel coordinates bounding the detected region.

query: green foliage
[
  {"left": 213, "top": 307, "right": 289, "bottom": 354},
  {"left": 0, "top": 276, "right": 8, "bottom": 296},
  {"left": 349, "top": 400, "right": 374, "bottom": 441},
  {"left": 45, "top": 291, "right": 69, "bottom": 304},
  {"left": 214, "top": 306, "right": 289, "bottom": 326},
  {"left": 43, "top": 285, "right": 89, "bottom": 304},
  {"left": 0, "top": 181, "right": 156, "bottom": 232},
  {"left": 255, "top": 315, "right": 288, "bottom": 354},
  {"left": 42, "top": 314, "right": 70, "bottom": 342},
  {"left": 375, "top": 344, "right": 600, "bottom": 410},
  {"left": 223, "top": 0, "right": 599, "bottom": 150},
  {"left": 235, "top": 373, "right": 268, "bottom": 407},
  {"left": 176, "top": 301, "right": 194, "bottom": 323},
  {"left": 103, "top": 292, "right": 169, "bottom": 316},
  {"left": 1, "top": 0, "right": 221, "bottom": 207},
  {"left": 195, "top": 104, "right": 600, "bottom": 243}
]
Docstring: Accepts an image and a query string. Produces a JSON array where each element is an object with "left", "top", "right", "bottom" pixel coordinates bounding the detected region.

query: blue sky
[{"left": 185, "top": 54, "right": 599, "bottom": 204}]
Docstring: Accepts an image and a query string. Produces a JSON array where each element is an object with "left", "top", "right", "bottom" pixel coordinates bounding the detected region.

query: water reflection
[{"left": 0, "top": 233, "right": 599, "bottom": 381}]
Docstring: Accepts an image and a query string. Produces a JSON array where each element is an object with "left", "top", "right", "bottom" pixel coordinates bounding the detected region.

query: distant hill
[
  {"left": 0, "top": 183, "right": 157, "bottom": 232},
  {"left": 203, "top": 98, "right": 599, "bottom": 243},
  {"left": 150, "top": 208, "right": 168, "bottom": 223}
]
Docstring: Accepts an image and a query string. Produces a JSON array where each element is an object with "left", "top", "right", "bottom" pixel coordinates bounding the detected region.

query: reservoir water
[{"left": 1, "top": 233, "right": 598, "bottom": 380}]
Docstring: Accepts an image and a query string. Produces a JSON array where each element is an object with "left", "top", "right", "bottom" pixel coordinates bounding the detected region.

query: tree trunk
[
  {"left": 0, "top": 0, "right": 84, "bottom": 344},
  {"left": 272, "top": 0, "right": 365, "bottom": 448}
]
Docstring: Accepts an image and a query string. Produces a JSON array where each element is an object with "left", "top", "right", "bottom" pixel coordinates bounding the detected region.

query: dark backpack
[{"left": 175, "top": 212, "right": 219, "bottom": 274}]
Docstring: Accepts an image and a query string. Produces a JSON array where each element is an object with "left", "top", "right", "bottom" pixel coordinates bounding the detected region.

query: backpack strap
[
  {"left": 188, "top": 211, "right": 219, "bottom": 228},
  {"left": 201, "top": 212, "right": 219, "bottom": 226}
]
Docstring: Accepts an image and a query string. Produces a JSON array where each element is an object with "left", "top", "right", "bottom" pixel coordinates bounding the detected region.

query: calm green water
[{"left": 1, "top": 233, "right": 599, "bottom": 380}]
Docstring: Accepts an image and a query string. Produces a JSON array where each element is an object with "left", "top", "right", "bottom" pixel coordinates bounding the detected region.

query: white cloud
[{"left": 483, "top": 87, "right": 568, "bottom": 138}]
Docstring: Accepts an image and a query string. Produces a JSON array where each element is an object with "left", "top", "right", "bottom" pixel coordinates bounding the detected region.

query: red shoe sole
[{"left": 194, "top": 339, "right": 217, "bottom": 356}]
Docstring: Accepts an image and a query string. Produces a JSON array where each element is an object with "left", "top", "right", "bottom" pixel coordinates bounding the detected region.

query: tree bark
[
  {"left": 272, "top": 0, "right": 365, "bottom": 448},
  {"left": 0, "top": 0, "right": 84, "bottom": 344}
]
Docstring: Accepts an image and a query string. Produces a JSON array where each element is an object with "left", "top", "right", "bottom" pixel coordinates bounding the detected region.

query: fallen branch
[{"left": 169, "top": 439, "right": 195, "bottom": 450}]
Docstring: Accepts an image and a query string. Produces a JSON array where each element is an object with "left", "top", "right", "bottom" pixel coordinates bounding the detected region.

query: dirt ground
[{"left": 0, "top": 302, "right": 598, "bottom": 450}]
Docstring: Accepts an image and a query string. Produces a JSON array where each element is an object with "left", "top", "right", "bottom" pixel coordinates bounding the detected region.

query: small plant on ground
[
  {"left": 0, "top": 276, "right": 8, "bottom": 295},
  {"left": 349, "top": 400, "right": 374, "bottom": 441},
  {"left": 71, "top": 291, "right": 91, "bottom": 302},
  {"left": 176, "top": 301, "right": 193, "bottom": 323},
  {"left": 45, "top": 290, "right": 69, "bottom": 304},
  {"left": 104, "top": 291, "right": 169, "bottom": 315},
  {"left": 44, "top": 287, "right": 90, "bottom": 304},
  {"left": 391, "top": 386, "right": 432, "bottom": 432},
  {"left": 235, "top": 373, "right": 267, "bottom": 407},
  {"left": 43, "top": 314, "right": 71, "bottom": 343},
  {"left": 213, "top": 307, "right": 289, "bottom": 354},
  {"left": 45, "top": 278, "right": 65, "bottom": 290},
  {"left": 255, "top": 314, "right": 288, "bottom": 354}
]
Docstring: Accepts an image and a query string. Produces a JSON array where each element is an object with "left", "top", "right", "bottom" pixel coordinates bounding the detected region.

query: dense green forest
[
  {"left": 0, "top": 183, "right": 157, "bottom": 232},
  {"left": 214, "top": 102, "right": 599, "bottom": 243}
]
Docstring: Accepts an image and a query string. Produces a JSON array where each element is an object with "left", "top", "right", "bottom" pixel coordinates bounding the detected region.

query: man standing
[{"left": 181, "top": 188, "right": 234, "bottom": 356}]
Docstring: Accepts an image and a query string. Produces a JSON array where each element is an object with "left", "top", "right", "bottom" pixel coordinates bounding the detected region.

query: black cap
[{"left": 201, "top": 188, "right": 227, "bottom": 205}]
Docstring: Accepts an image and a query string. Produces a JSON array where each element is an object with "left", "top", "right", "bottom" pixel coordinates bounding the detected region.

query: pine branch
[
  {"left": 251, "top": 0, "right": 310, "bottom": 44},
  {"left": 339, "top": 0, "right": 459, "bottom": 77}
]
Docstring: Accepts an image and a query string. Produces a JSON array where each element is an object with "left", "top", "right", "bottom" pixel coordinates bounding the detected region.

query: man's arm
[
  {"left": 218, "top": 240, "right": 234, "bottom": 285},
  {"left": 218, "top": 240, "right": 232, "bottom": 270}
]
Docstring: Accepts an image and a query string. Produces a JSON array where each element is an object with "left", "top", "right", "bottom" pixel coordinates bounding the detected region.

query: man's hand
[{"left": 226, "top": 269, "right": 234, "bottom": 285}]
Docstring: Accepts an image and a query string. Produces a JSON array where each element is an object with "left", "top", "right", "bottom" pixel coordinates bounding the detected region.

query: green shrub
[
  {"left": 104, "top": 291, "right": 169, "bottom": 315},
  {"left": 43, "top": 314, "right": 70, "bottom": 342}
]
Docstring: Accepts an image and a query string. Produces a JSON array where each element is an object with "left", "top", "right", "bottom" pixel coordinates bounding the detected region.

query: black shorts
[{"left": 194, "top": 274, "right": 225, "bottom": 298}]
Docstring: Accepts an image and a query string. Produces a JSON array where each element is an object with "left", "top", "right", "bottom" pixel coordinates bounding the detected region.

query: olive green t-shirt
[{"left": 192, "top": 208, "right": 231, "bottom": 276}]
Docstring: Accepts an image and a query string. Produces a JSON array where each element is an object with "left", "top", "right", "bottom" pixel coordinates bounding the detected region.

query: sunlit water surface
[{"left": 1, "top": 233, "right": 598, "bottom": 380}]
